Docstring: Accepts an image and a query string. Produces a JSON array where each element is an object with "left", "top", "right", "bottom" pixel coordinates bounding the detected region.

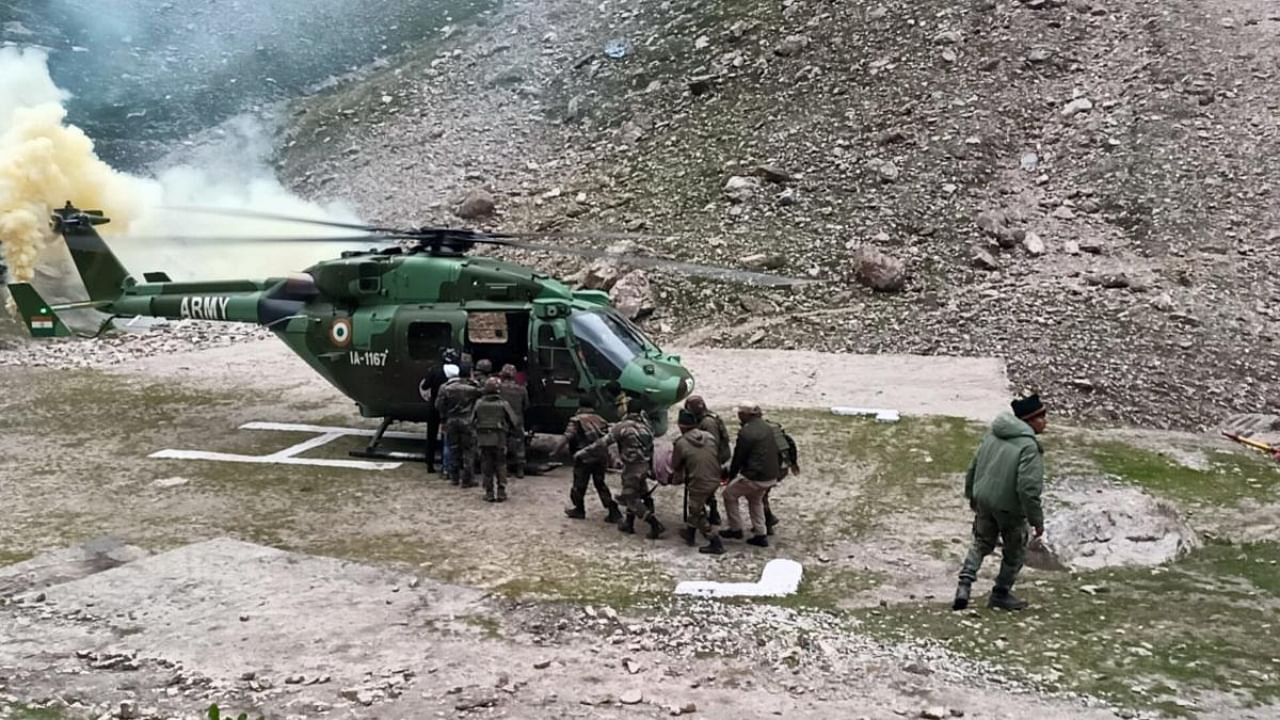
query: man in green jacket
[{"left": 953, "top": 393, "right": 1048, "bottom": 612}]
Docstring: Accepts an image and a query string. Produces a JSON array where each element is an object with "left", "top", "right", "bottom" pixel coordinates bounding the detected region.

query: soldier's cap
[
  {"left": 483, "top": 377, "right": 501, "bottom": 394},
  {"left": 684, "top": 395, "right": 706, "bottom": 410},
  {"left": 737, "top": 401, "right": 762, "bottom": 415},
  {"left": 500, "top": 363, "right": 518, "bottom": 379},
  {"left": 476, "top": 359, "right": 493, "bottom": 372},
  {"left": 1011, "top": 392, "right": 1046, "bottom": 420},
  {"left": 677, "top": 409, "right": 698, "bottom": 427}
]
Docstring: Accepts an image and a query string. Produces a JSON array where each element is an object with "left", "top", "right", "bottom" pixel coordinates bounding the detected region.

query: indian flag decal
[{"left": 31, "top": 317, "right": 54, "bottom": 331}]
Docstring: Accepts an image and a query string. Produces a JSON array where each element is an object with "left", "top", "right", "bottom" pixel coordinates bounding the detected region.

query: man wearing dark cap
[
  {"left": 683, "top": 395, "right": 730, "bottom": 526},
  {"left": 952, "top": 393, "right": 1048, "bottom": 612},
  {"left": 672, "top": 409, "right": 726, "bottom": 555}
]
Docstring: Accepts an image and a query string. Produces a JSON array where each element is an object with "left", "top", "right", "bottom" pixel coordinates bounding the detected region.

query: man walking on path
[{"left": 953, "top": 393, "right": 1048, "bottom": 612}]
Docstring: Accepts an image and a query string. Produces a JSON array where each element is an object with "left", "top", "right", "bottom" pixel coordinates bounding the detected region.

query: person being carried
[
  {"left": 721, "top": 401, "right": 779, "bottom": 548},
  {"left": 952, "top": 393, "right": 1048, "bottom": 612},
  {"left": 671, "top": 409, "right": 726, "bottom": 555},
  {"left": 471, "top": 377, "right": 520, "bottom": 503},
  {"left": 557, "top": 396, "right": 621, "bottom": 522},
  {"left": 577, "top": 399, "right": 663, "bottom": 539}
]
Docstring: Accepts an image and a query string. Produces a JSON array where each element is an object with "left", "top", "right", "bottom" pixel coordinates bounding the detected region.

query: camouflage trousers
[
  {"left": 444, "top": 419, "right": 476, "bottom": 487},
  {"left": 684, "top": 476, "right": 720, "bottom": 538},
  {"left": 478, "top": 445, "right": 507, "bottom": 498},
  {"left": 958, "top": 504, "right": 1028, "bottom": 591},
  {"left": 614, "top": 464, "right": 654, "bottom": 520},
  {"left": 570, "top": 460, "right": 615, "bottom": 511}
]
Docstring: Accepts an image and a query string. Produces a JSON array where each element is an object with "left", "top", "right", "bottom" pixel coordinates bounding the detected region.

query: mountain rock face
[{"left": 279, "top": 0, "right": 1280, "bottom": 431}]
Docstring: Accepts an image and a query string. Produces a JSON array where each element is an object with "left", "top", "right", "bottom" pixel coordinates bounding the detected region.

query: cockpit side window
[{"left": 568, "top": 309, "right": 643, "bottom": 381}]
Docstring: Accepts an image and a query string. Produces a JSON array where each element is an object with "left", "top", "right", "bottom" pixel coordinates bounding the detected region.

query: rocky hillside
[{"left": 279, "top": 0, "right": 1280, "bottom": 431}]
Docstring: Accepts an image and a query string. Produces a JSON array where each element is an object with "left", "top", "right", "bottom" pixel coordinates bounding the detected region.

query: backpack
[{"left": 766, "top": 420, "right": 798, "bottom": 478}]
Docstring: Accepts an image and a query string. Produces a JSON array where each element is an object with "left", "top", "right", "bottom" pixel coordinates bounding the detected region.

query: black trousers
[{"left": 425, "top": 409, "right": 441, "bottom": 469}]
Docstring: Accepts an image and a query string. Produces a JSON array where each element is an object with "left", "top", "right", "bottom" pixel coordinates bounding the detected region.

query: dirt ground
[{"left": 1, "top": 338, "right": 1278, "bottom": 720}]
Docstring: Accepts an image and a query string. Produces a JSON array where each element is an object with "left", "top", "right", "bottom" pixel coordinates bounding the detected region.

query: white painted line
[
  {"left": 266, "top": 431, "right": 347, "bottom": 460},
  {"left": 149, "top": 449, "right": 401, "bottom": 471},
  {"left": 674, "top": 559, "right": 804, "bottom": 598},
  {"left": 240, "top": 421, "right": 424, "bottom": 440}
]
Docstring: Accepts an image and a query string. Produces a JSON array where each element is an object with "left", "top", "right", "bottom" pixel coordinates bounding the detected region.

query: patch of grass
[
  {"left": 0, "top": 704, "right": 69, "bottom": 720},
  {"left": 765, "top": 565, "right": 887, "bottom": 610},
  {"left": 1088, "top": 441, "right": 1280, "bottom": 506},
  {"left": 855, "top": 542, "right": 1280, "bottom": 715}
]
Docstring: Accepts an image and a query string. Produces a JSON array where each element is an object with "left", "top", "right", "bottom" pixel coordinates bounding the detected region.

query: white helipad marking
[
  {"left": 831, "top": 406, "right": 900, "bottom": 423},
  {"left": 674, "top": 559, "right": 804, "bottom": 598},
  {"left": 148, "top": 421, "right": 414, "bottom": 470}
]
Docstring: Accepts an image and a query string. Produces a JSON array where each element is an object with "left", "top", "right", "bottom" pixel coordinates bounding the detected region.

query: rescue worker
[
  {"left": 498, "top": 364, "right": 530, "bottom": 478},
  {"left": 558, "top": 396, "right": 621, "bottom": 522},
  {"left": 471, "top": 377, "right": 520, "bottom": 502},
  {"left": 684, "top": 396, "right": 729, "bottom": 525},
  {"left": 671, "top": 410, "right": 725, "bottom": 555},
  {"left": 420, "top": 348, "right": 460, "bottom": 475},
  {"left": 722, "top": 401, "right": 779, "bottom": 547},
  {"left": 952, "top": 393, "right": 1048, "bottom": 612},
  {"left": 474, "top": 358, "right": 494, "bottom": 385},
  {"left": 435, "top": 362, "right": 481, "bottom": 488},
  {"left": 762, "top": 414, "right": 799, "bottom": 535},
  {"left": 577, "top": 399, "right": 663, "bottom": 539}
]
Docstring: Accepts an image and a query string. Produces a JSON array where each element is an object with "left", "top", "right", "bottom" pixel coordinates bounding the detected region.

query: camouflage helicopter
[{"left": 9, "top": 202, "right": 810, "bottom": 461}]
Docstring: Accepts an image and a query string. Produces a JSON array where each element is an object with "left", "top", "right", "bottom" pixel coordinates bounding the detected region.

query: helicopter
[{"left": 8, "top": 202, "right": 813, "bottom": 462}]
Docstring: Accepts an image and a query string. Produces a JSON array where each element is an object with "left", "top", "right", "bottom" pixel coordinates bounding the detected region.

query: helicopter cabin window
[
  {"left": 407, "top": 322, "right": 454, "bottom": 361},
  {"left": 568, "top": 309, "right": 645, "bottom": 381}
]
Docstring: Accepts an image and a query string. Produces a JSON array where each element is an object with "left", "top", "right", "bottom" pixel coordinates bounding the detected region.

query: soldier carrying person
[
  {"left": 683, "top": 396, "right": 729, "bottom": 526},
  {"left": 671, "top": 409, "right": 726, "bottom": 555},
  {"left": 471, "top": 377, "right": 521, "bottom": 503},
  {"left": 576, "top": 399, "right": 663, "bottom": 539},
  {"left": 721, "top": 401, "right": 780, "bottom": 548},
  {"left": 557, "top": 396, "right": 622, "bottom": 523}
]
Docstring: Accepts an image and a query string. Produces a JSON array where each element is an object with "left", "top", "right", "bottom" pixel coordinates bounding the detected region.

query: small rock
[
  {"left": 534, "top": 660, "right": 553, "bottom": 670},
  {"left": 753, "top": 164, "right": 795, "bottom": 183},
  {"left": 609, "top": 270, "right": 656, "bottom": 321},
  {"left": 1020, "top": 152, "right": 1039, "bottom": 172},
  {"left": 852, "top": 246, "right": 907, "bottom": 292},
  {"left": 152, "top": 476, "right": 190, "bottom": 488},
  {"left": 877, "top": 128, "right": 910, "bottom": 145},
  {"left": 972, "top": 249, "right": 1000, "bottom": 271},
  {"left": 455, "top": 694, "right": 498, "bottom": 711},
  {"left": 1069, "top": 378, "right": 1097, "bottom": 391},
  {"left": 740, "top": 253, "right": 785, "bottom": 270},
  {"left": 672, "top": 702, "right": 698, "bottom": 716},
  {"left": 773, "top": 35, "right": 810, "bottom": 57},
  {"left": 1022, "top": 232, "right": 1045, "bottom": 256},
  {"left": 903, "top": 662, "right": 933, "bottom": 676},
  {"left": 877, "top": 162, "right": 900, "bottom": 182},
  {"left": 1027, "top": 47, "right": 1053, "bottom": 64},
  {"left": 933, "top": 30, "right": 962, "bottom": 45},
  {"left": 620, "top": 690, "right": 644, "bottom": 705},
  {"left": 1086, "top": 273, "right": 1130, "bottom": 289},
  {"left": 1052, "top": 206, "right": 1076, "bottom": 220},
  {"left": 624, "top": 659, "right": 642, "bottom": 674},
  {"left": 723, "top": 175, "right": 762, "bottom": 203},
  {"left": 239, "top": 614, "right": 250, "bottom": 622},
  {"left": 455, "top": 189, "right": 497, "bottom": 220},
  {"left": 1079, "top": 241, "right": 1104, "bottom": 255},
  {"left": 1061, "top": 98, "right": 1094, "bottom": 118},
  {"left": 777, "top": 187, "right": 799, "bottom": 206},
  {"left": 921, "top": 707, "right": 949, "bottom": 720},
  {"left": 117, "top": 701, "right": 138, "bottom": 720},
  {"left": 408, "top": 577, "right": 421, "bottom": 589},
  {"left": 286, "top": 674, "right": 306, "bottom": 685}
]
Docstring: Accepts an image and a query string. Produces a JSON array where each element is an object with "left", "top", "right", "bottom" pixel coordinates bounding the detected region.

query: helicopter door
[
  {"left": 531, "top": 316, "right": 582, "bottom": 407},
  {"left": 396, "top": 308, "right": 466, "bottom": 411}
]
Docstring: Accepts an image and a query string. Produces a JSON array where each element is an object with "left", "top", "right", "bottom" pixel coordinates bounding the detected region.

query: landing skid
[{"left": 347, "top": 418, "right": 562, "bottom": 475}]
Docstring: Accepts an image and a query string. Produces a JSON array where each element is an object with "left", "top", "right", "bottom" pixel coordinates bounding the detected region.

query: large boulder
[
  {"left": 851, "top": 246, "right": 907, "bottom": 292},
  {"left": 609, "top": 270, "right": 656, "bottom": 321},
  {"left": 454, "top": 189, "right": 496, "bottom": 220}
]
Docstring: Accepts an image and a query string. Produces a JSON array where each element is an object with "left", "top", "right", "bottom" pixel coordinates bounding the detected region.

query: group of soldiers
[
  {"left": 421, "top": 348, "right": 799, "bottom": 555},
  {"left": 427, "top": 351, "right": 529, "bottom": 503}
]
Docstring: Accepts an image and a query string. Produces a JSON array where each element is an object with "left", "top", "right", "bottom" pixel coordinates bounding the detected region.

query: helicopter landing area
[
  {"left": 148, "top": 421, "right": 413, "bottom": 470},
  {"left": 123, "top": 337, "right": 1012, "bottom": 420}
]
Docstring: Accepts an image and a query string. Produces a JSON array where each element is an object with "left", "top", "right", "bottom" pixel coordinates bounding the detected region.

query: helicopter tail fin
[
  {"left": 62, "top": 217, "right": 134, "bottom": 302},
  {"left": 7, "top": 283, "right": 72, "bottom": 338}
]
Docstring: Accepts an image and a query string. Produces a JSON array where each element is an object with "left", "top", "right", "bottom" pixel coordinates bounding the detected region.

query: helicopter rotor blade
[
  {"left": 100, "top": 233, "right": 405, "bottom": 244},
  {"left": 492, "top": 238, "right": 819, "bottom": 288},
  {"left": 157, "top": 206, "right": 410, "bottom": 235}
]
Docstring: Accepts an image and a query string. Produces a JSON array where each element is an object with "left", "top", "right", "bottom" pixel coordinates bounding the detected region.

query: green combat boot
[
  {"left": 618, "top": 513, "right": 636, "bottom": 534},
  {"left": 564, "top": 506, "right": 586, "bottom": 519},
  {"left": 646, "top": 517, "right": 666, "bottom": 540},
  {"left": 988, "top": 587, "right": 1029, "bottom": 611},
  {"left": 699, "top": 536, "right": 725, "bottom": 555},
  {"left": 952, "top": 582, "right": 971, "bottom": 611},
  {"left": 604, "top": 505, "right": 622, "bottom": 523},
  {"left": 678, "top": 527, "right": 697, "bottom": 546}
]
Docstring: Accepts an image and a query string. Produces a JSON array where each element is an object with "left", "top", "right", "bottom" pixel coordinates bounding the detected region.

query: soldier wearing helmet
[{"left": 470, "top": 376, "right": 520, "bottom": 502}]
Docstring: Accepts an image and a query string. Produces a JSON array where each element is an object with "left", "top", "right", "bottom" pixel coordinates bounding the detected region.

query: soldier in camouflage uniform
[
  {"left": 577, "top": 399, "right": 663, "bottom": 539},
  {"left": 684, "top": 396, "right": 730, "bottom": 526},
  {"left": 474, "top": 358, "right": 494, "bottom": 385},
  {"left": 471, "top": 377, "right": 520, "bottom": 502},
  {"left": 498, "top": 364, "right": 530, "bottom": 478},
  {"left": 672, "top": 410, "right": 726, "bottom": 555},
  {"left": 558, "top": 396, "right": 621, "bottom": 522},
  {"left": 435, "top": 362, "right": 481, "bottom": 488}
]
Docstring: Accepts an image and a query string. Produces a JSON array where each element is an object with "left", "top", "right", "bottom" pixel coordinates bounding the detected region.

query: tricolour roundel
[{"left": 330, "top": 318, "right": 352, "bottom": 347}]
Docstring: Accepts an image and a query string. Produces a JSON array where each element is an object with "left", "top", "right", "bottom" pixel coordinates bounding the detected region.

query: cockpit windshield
[{"left": 569, "top": 309, "right": 647, "bottom": 380}]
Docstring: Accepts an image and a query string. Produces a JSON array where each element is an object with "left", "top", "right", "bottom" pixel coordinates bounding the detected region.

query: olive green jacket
[
  {"left": 964, "top": 412, "right": 1045, "bottom": 528},
  {"left": 730, "top": 416, "right": 780, "bottom": 483}
]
